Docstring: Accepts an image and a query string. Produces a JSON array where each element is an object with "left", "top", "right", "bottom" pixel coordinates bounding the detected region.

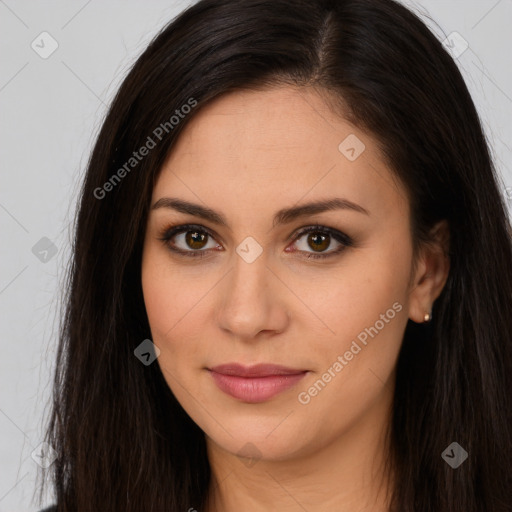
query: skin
[{"left": 141, "top": 85, "right": 450, "bottom": 512}]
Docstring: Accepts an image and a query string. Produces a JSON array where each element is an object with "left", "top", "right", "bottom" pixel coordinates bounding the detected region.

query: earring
[{"left": 424, "top": 308, "right": 432, "bottom": 322}]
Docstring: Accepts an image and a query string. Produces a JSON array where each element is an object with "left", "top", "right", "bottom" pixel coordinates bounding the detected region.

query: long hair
[{"left": 38, "top": 0, "right": 512, "bottom": 510}]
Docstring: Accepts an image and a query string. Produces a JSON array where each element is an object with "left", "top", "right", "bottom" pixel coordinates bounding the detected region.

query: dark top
[{"left": 38, "top": 506, "right": 57, "bottom": 512}]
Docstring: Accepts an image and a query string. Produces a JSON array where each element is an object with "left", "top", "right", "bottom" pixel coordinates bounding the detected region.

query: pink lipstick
[{"left": 208, "top": 363, "right": 307, "bottom": 403}]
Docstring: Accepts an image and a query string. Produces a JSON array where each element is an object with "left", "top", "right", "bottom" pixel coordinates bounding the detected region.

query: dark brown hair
[{"left": 38, "top": 0, "right": 512, "bottom": 510}]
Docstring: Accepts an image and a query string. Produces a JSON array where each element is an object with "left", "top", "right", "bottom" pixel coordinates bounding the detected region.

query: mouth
[{"left": 207, "top": 363, "right": 308, "bottom": 403}]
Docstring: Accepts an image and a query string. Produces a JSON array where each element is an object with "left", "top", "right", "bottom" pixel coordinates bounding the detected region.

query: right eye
[{"left": 158, "top": 224, "right": 223, "bottom": 258}]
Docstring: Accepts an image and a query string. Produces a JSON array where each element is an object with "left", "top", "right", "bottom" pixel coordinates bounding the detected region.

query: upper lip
[{"left": 209, "top": 363, "right": 307, "bottom": 377}]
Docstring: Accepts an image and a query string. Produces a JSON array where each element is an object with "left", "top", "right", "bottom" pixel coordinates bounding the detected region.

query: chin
[{"left": 203, "top": 412, "right": 314, "bottom": 463}]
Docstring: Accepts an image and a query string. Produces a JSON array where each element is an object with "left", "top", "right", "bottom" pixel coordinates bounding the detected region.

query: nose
[{"left": 216, "top": 249, "right": 290, "bottom": 340}]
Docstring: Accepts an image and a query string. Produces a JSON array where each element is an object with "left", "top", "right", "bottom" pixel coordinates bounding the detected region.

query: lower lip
[{"left": 208, "top": 370, "right": 307, "bottom": 403}]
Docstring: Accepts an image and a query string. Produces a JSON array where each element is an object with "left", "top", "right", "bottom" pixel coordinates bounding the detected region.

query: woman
[{"left": 37, "top": 0, "right": 512, "bottom": 510}]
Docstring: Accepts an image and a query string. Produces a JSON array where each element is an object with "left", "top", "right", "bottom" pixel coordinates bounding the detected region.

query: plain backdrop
[{"left": 0, "top": 1, "right": 511, "bottom": 510}]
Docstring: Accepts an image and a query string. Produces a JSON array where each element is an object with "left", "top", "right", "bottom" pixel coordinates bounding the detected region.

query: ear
[{"left": 408, "top": 220, "right": 450, "bottom": 323}]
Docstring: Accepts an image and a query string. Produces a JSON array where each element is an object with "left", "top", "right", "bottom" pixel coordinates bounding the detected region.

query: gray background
[{"left": 0, "top": 1, "right": 511, "bottom": 510}]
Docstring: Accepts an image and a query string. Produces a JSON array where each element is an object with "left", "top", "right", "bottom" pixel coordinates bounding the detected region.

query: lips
[{"left": 208, "top": 363, "right": 308, "bottom": 403}]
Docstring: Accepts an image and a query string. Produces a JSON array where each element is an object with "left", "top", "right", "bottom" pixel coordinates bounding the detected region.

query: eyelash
[{"left": 157, "top": 223, "right": 354, "bottom": 260}]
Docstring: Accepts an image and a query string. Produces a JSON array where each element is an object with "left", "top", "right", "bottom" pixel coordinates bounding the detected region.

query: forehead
[{"left": 153, "top": 86, "right": 408, "bottom": 224}]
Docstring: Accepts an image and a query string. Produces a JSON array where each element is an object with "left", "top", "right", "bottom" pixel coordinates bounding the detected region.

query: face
[{"left": 141, "top": 85, "right": 426, "bottom": 463}]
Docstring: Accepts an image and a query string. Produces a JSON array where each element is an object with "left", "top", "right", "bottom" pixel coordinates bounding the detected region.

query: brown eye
[
  {"left": 158, "top": 224, "right": 221, "bottom": 258},
  {"left": 185, "top": 230, "right": 209, "bottom": 250},
  {"left": 294, "top": 230, "right": 340, "bottom": 255},
  {"left": 289, "top": 225, "right": 354, "bottom": 260},
  {"left": 306, "top": 232, "right": 330, "bottom": 252}
]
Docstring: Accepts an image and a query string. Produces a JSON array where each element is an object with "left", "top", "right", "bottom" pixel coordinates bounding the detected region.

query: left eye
[
  {"left": 158, "top": 224, "right": 353, "bottom": 260},
  {"left": 287, "top": 226, "right": 354, "bottom": 259}
]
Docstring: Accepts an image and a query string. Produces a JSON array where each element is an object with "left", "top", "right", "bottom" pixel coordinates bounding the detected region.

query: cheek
[
  {"left": 295, "top": 285, "right": 407, "bottom": 440},
  {"left": 141, "top": 246, "right": 215, "bottom": 375},
  {"left": 298, "top": 242, "right": 410, "bottom": 396},
  {"left": 305, "top": 250, "right": 409, "bottom": 345},
  {"left": 141, "top": 247, "right": 185, "bottom": 360},
  {"left": 142, "top": 245, "right": 199, "bottom": 334},
  {"left": 141, "top": 253, "right": 172, "bottom": 337},
  {"left": 141, "top": 255, "right": 215, "bottom": 429}
]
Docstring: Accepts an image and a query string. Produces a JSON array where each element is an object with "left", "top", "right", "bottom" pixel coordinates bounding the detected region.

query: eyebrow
[{"left": 151, "top": 197, "right": 370, "bottom": 228}]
